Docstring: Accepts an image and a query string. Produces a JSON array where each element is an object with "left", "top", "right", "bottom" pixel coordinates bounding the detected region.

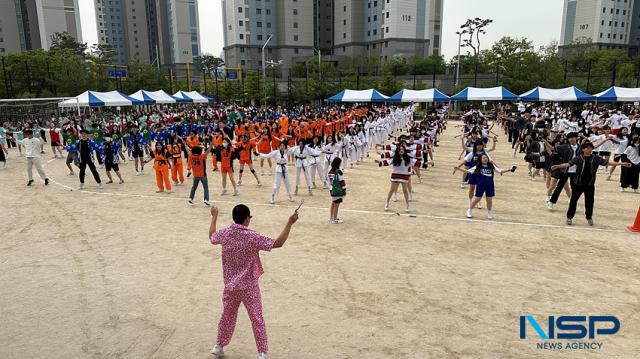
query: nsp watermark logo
[{"left": 519, "top": 315, "right": 620, "bottom": 351}]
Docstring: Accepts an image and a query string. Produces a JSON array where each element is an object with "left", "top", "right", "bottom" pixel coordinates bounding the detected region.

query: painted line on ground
[{"left": 44, "top": 159, "right": 628, "bottom": 234}]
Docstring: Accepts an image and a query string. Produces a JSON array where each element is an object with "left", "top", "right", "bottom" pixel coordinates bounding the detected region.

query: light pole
[
  {"left": 455, "top": 29, "right": 467, "bottom": 88},
  {"left": 262, "top": 34, "right": 273, "bottom": 105},
  {"left": 313, "top": 47, "right": 322, "bottom": 81}
]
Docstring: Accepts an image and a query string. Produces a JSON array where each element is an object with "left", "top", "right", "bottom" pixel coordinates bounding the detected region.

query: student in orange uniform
[
  {"left": 147, "top": 142, "right": 172, "bottom": 193},
  {"left": 188, "top": 145, "right": 210, "bottom": 206},
  {"left": 168, "top": 137, "right": 185, "bottom": 185},
  {"left": 256, "top": 131, "right": 273, "bottom": 176},
  {"left": 210, "top": 130, "right": 223, "bottom": 171},
  {"left": 213, "top": 139, "right": 239, "bottom": 196},
  {"left": 236, "top": 135, "right": 262, "bottom": 186},
  {"left": 185, "top": 131, "right": 201, "bottom": 177}
]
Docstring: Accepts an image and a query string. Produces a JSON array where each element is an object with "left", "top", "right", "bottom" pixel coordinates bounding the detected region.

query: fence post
[
  {"left": 611, "top": 59, "right": 617, "bottom": 86},
  {"left": 586, "top": 60, "right": 592, "bottom": 93}
]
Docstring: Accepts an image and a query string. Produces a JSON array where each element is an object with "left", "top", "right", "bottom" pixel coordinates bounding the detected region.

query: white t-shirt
[
  {"left": 18, "top": 137, "right": 42, "bottom": 158},
  {"left": 624, "top": 145, "right": 640, "bottom": 165}
]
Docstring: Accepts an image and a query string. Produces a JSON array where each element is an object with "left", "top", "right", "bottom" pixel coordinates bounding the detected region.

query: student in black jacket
[{"left": 552, "top": 142, "right": 630, "bottom": 226}]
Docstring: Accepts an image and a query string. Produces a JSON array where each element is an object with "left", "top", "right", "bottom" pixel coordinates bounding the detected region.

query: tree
[{"left": 50, "top": 32, "right": 88, "bottom": 57}]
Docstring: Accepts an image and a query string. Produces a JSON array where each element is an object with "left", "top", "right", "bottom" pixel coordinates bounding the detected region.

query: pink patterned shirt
[{"left": 211, "top": 223, "right": 275, "bottom": 291}]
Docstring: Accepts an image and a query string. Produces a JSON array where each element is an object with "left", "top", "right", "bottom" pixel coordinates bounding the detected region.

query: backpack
[{"left": 331, "top": 170, "right": 344, "bottom": 197}]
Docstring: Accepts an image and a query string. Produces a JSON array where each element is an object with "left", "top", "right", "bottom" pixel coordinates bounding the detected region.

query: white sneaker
[
  {"left": 466, "top": 208, "right": 473, "bottom": 218},
  {"left": 211, "top": 344, "right": 224, "bottom": 356},
  {"left": 98, "top": 183, "right": 104, "bottom": 189},
  {"left": 270, "top": 195, "right": 275, "bottom": 204},
  {"left": 384, "top": 203, "right": 389, "bottom": 211},
  {"left": 238, "top": 179, "right": 243, "bottom": 186},
  {"left": 79, "top": 183, "right": 85, "bottom": 190},
  {"left": 405, "top": 205, "right": 411, "bottom": 213},
  {"left": 606, "top": 172, "right": 612, "bottom": 181},
  {"left": 204, "top": 200, "right": 210, "bottom": 206},
  {"left": 67, "top": 171, "right": 75, "bottom": 176},
  {"left": 233, "top": 189, "right": 239, "bottom": 196},
  {"left": 547, "top": 201, "right": 554, "bottom": 210},
  {"left": 476, "top": 202, "right": 482, "bottom": 209},
  {"left": 188, "top": 199, "right": 193, "bottom": 205},
  {"left": 258, "top": 352, "right": 269, "bottom": 359},
  {"left": 332, "top": 218, "right": 344, "bottom": 224},
  {"left": 289, "top": 196, "right": 294, "bottom": 202},
  {"left": 257, "top": 181, "right": 262, "bottom": 187},
  {"left": 620, "top": 187, "right": 625, "bottom": 192},
  {"left": 135, "top": 171, "right": 141, "bottom": 176},
  {"left": 486, "top": 211, "right": 494, "bottom": 220},
  {"left": 220, "top": 189, "right": 227, "bottom": 196}
]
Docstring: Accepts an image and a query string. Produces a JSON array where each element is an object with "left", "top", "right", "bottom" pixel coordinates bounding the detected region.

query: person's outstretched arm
[
  {"left": 273, "top": 213, "right": 299, "bottom": 249},
  {"left": 209, "top": 206, "right": 219, "bottom": 242}
]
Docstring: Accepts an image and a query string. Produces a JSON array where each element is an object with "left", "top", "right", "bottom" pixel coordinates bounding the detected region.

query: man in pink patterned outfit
[{"left": 209, "top": 204, "right": 299, "bottom": 359}]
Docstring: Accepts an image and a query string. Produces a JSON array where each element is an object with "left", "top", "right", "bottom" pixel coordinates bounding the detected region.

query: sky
[{"left": 79, "top": 0, "right": 564, "bottom": 60}]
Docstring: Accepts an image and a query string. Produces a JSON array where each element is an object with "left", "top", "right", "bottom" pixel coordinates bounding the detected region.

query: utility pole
[
  {"left": 2, "top": 57, "right": 10, "bottom": 98},
  {"left": 611, "top": 59, "right": 617, "bottom": 86},
  {"left": 262, "top": 34, "right": 273, "bottom": 105}
]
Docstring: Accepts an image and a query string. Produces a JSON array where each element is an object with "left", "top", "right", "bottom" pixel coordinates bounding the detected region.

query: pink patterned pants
[{"left": 216, "top": 284, "right": 268, "bottom": 353}]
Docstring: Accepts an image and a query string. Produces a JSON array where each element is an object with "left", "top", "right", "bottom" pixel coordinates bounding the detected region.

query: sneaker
[
  {"left": 606, "top": 173, "right": 612, "bottom": 181},
  {"left": 547, "top": 201, "right": 554, "bottom": 210},
  {"left": 476, "top": 202, "right": 482, "bottom": 209},
  {"left": 634, "top": 189, "right": 639, "bottom": 193},
  {"left": 620, "top": 187, "right": 625, "bottom": 192},
  {"left": 79, "top": 183, "right": 85, "bottom": 190},
  {"left": 106, "top": 180, "right": 114, "bottom": 184},
  {"left": 68, "top": 171, "right": 75, "bottom": 176},
  {"left": 156, "top": 190, "right": 165, "bottom": 193},
  {"left": 294, "top": 187, "right": 299, "bottom": 195},
  {"left": 27, "top": 180, "right": 34, "bottom": 186},
  {"left": 332, "top": 218, "right": 344, "bottom": 224},
  {"left": 392, "top": 194, "right": 398, "bottom": 202},
  {"left": 566, "top": 218, "right": 573, "bottom": 225},
  {"left": 211, "top": 344, "right": 224, "bottom": 356},
  {"left": 258, "top": 352, "right": 269, "bottom": 359},
  {"left": 257, "top": 181, "right": 262, "bottom": 187},
  {"left": 545, "top": 196, "right": 551, "bottom": 202},
  {"left": 587, "top": 218, "right": 594, "bottom": 226},
  {"left": 212, "top": 168, "right": 218, "bottom": 172},
  {"left": 384, "top": 203, "right": 389, "bottom": 211},
  {"left": 186, "top": 171, "right": 192, "bottom": 178},
  {"left": 233, "top": 189, "right": 239, "bottom": 196},
  {"left": 98, "top": 183, "right": 104, "bottom": 189},
  {"left": 45, "top": 178, "right": 49, "bottom": 186},
  {"left": 308, "top": 188, "right": 313, "bottom": 196},
  {"left": 119, "top": 180, "right": 124, "bottom": 184},
  {"left": 270, "top": 195, "right": 275, "bottom": 204},
  {"left": 405, "top": 205, "right": 411, "bottom": 213},
  {"left": 166, "top": 190, "right": 173, "bottom": 194},
  {"left": 204, "top": 200, "right": 210, "bottom": 206},
  {"left": 466, "top": 208, "right": 473, "bottom": 218},
  {"left": 135, "top": 171, "right": 141, "bottom": 176},
  {"left": 289, "top": 196, "right": 294, "bottom": 202},
  {"left": 486, "top": 211, "right": 494, "bottom": 220},
  {"left": 238, "top": 179, "right": 243, "bottom": 186},
  {"left": 188, "top": 199, "right": 193, "bottom": 205},
  {"left": 220, "top": 189, "right": 227, "bottom": 196}
]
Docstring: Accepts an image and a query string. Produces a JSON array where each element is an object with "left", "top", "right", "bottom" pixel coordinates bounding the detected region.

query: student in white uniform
[
  {"left": 308, "top": 136, "right": 326, "bottom": 188},
  {"left": 292, "top": 139, "right": 314, "bottom": 196},
  {"left": 18, "top": 129, "right": 50, "bottom": 186},
  {"left": 258, "top": 142, "right": 295, "bottom": 203}
]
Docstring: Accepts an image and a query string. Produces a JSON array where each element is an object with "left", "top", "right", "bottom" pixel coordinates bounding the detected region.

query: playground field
[{"left": 1, "top": 125, "right": 639, "bottom": 358}]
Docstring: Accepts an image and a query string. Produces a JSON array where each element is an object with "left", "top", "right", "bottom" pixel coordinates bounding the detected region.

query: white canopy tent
[{"left": 58, "top": 90, "right": 143, "bottom": 108}]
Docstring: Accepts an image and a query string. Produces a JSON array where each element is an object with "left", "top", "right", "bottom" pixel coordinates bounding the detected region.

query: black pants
[
  {"left": 621, "top": 163, "right": 640, "bottom": 190},
  {"left": 566, "top": 184, "right": 595, "bottom": 220},
  {"left": 508, "top": 129, "right": 518, "bottom": 145},
  {"left": 550, "top": 172, "right": 574, "bottom": 204},
  {"left": 95, "top": 149, "right": 104, "bottom": 165},
  {"left": 79, "top": 161, "right": 101, "bottom": 184}
]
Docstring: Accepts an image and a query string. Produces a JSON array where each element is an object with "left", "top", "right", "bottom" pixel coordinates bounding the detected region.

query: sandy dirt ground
[{"left": 1, "top": 121, "right": 640, "bottom": 359}]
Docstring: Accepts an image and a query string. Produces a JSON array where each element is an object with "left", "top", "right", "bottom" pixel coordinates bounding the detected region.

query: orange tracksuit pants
[
  {"left": 156, "top": 164, "right": 172, "bottom": 191},
  {"left": 172, "top": 158, "right": 184, "bottom": 183}
]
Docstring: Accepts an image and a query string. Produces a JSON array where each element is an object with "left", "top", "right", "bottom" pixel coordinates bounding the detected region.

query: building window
[
  {"left": 368, "top": 17, "right": 370, "bottom": 23},
  {"left": 257, "top": 21, "right": 262, "bottom": 27},
  {"left": 294, "top": 35, "right": 298, "bottom": 41},
  {"left": 386, "top": 12, "right": 389, "bottom": 18},
  {"left": 241, "top": 60, "right": 245, "bottom": 65},
  {"left": 267, "top": 22, "right": 271, "bottom": 28},
  {"left": 343, "top": 20, "right": 346, "bottom": 25},
  {"left": 266, "top": 9, "right": 270, "bottom": 15},
  {"left": 386, "top": 27, "right": 389, "bottom": 33},
  {"left": 293, "top": 9, "right": 298, "bottom": 15},
  {"left": 239, "top": 20, "right": 243, "bottom": 26},
  {"left": 293, "top": 22, "right": 298, "bottom": 28},
  {"left": 600, "top": 33, "right": 603, "bottom": 38},
  {"left": 240, "top": 34, "right": 244, "bottom": 39},
  {"left": 256, "top": 8, "right": 261, "bottom": 14},
  {"left": 268, "top": 48, "right": 272, "bottom": 53},
  {"left": 294, "top": 48, "right": 299, "bottom": 54},
  {"left": 374, "top": 1, "right": 378, "bottom": 6},
  {"left": 343, "top": 33, "right": 346, "bottom": 39},
  {"left": 374, "top": 15, "right": 377, "bottom": 21},
  {"left": 614, "top": 34, "right": 617, "bottom": 39},
  {"left": 601, "top": 20, "right": 604, "bottom": 26},
  {"left": 343, "top": 5, "right": 346, "bottom": 11},
  {"left": 373, "top": 29, "right": 377, "bottom": 35},
  {"left": 240, "top": 47, "right": 245, "bottom": 52},
  {"left": 238, "top": 7, "right": 243, "bottom": 13},
  {"left": 257, "top": 34, "right": 263, "bottom": 40}
]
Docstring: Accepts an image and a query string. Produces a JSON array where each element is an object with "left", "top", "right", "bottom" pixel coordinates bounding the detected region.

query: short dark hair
[
  {"left": 582, "top": 142, "right": 595, "bottom": 149},
  {"left": 192, "top": 145, "right": 202, "bottom": 155},
  {"left": 232, "top": 204, "right": 251, "bottom": 224}
]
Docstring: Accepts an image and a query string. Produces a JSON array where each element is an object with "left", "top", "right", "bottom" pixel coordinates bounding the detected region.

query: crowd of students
[
  {"left": 456, "top": 103, "right": 640, "bottom": 225},
  {"left": 2, "top": 104, "right": 445, "bottom": 223}
]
